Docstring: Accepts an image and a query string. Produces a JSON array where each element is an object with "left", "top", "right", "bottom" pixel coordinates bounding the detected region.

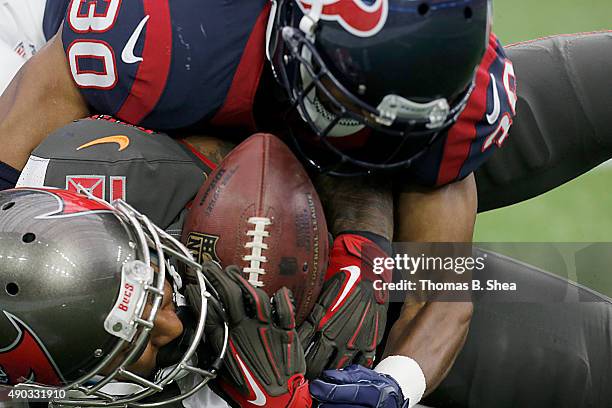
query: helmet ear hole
[
  {"left": 5, "top": 282, "right": 19, "bottom": 296},
  {"left": 464, "top": 7, "right": 473, "bottom": 20},
  {"left": 1, "top": 202, "right": 14, "bottom": 210},
  {"left": 418, "top": 3, "right": 430, "bottom": 16},
  {"left": 22, "top": 233, "right": 36, "bottom": 243}
]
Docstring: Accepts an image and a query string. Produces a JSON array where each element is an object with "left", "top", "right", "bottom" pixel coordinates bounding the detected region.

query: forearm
[
  {"left": 314, "top": 174, "right": 393, "bottom": 240},
  {"left": 0, "top": 32, "right": 89, "bottom": 170},
  {"left": 395, "top": 174, "right": 477, "bottom": 242},
  {"left": 299, "top": 173, "right": 393, "bottom": 378},
  {"left": 388, "top": 174, "right": 477, "bottom": 394},
  {"left": 383, "top": 301, "right": 472, "bottom": 394}
]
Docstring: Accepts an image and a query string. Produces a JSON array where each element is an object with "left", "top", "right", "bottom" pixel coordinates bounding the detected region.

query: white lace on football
[{"left": 243, "top": 217, "right": 271, "bottom": 287}]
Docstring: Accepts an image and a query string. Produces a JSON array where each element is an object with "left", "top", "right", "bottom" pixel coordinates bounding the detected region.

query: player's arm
[
  {"left": 0, "top": 31, "right": 89, "bottom": 174},
  {"left": 299, "top": 174, "right": 394, "bottom": 378},
  {"left": 477, "top": 32, "right": 612, "bottom": 212},
  {"left": 310, "top": 176, "right": 476, "bottom": 408},
  {"left": 310, "top": 182, "right": 475, "bottom": 407},
  {"left": 377, "top": 36, "right": 516, "bottom": 398},
  {"left": 315, "top": 174, "right": 394, "bottom": 239},
  {"left": 383, "top": 174, "right": 476, "bottom": 395},
  {"left": 357, "top": 35, "right": 514, "bottom": 405}
]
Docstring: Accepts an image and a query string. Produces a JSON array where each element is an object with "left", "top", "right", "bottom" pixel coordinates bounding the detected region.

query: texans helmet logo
[
  {"left": 298, "top": 0, "right": 388, "bottom": 37},
  {"left": 0, "top": 312, "right": 63, "bottom": 386},
  {"left": 15, "top": 187, "right": 114, "bottom": 219}
]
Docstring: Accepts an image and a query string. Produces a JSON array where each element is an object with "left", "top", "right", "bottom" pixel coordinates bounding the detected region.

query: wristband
[{"left": 374, "top": 355, "right": 426, "bottom": 408}]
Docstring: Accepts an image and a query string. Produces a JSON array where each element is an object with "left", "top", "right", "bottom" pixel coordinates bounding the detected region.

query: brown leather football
[{"left": 183, "top": 133, "right": 329, "bottom": 324}]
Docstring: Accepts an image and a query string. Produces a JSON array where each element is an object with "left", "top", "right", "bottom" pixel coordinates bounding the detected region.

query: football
[{"left": 183, "top": 133, "right": 329, "bottom": 324}]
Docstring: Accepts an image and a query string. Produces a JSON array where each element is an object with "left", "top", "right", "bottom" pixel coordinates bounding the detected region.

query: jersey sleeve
[
  {"left": 62, "top": 0, "right": 150, "bottom": 122},
  {"left": 61, "top": 0, "right": 268, "bottom": 130},
  {"left": 43, "top": 0, "right": 69, "bottom": 40},
  {"left": 408, "top": 33, "right": 518, "bottom": 187}
]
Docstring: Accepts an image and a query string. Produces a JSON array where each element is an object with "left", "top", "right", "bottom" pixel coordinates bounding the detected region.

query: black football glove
[
  {"left": 298, "top": 233, "right": 393, "bottom": 379},
  {"left": 200, "top": 262, "right": 312, "bottom": 408}
]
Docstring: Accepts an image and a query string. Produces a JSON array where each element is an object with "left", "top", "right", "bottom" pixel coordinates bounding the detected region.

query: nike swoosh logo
[
  {"left": 77, "top": 135, "right": 130, "bottom": 152},
  {"left": 122, "top": 15, "right": 149, "bottom": 64},
  {"left": 486, "top": 73, "right": 500, "bottom": 125},
  {"left": 331, "top": 265, "right": 361, "bottom": 312},
  {"left": 235, "top": 354, "right": 266, "bottom": 406}
]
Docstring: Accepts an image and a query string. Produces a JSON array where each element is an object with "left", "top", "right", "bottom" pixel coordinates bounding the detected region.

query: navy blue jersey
[
  {"left": 60, "top": 1, "right": 514, "bottom": 187},
  {"left": 43, "top": 0, "right": 70, "bottom": 40},
  {"left": 62, "top": 0, "right": 269, "bottom": 130},
  {"left": 408, "top": 34, "right": 517, "bottom": 186}
]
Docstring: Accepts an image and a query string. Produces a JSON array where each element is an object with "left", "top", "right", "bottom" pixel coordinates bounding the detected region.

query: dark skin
[
  {"left": 387, "top": 175, "right": 476, "bottom": 394},
  {"left": 313, "top": 173, "right": 393, "bottom": 239},
  {"left": 103, "top": 280, "right": 183, "bottom": 378},
  {"left": 0, "top": 32, "right": 89, "bottom": 170}
]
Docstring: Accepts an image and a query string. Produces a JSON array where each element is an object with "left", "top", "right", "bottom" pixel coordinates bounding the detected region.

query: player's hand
[
  {"left": 310, "top": 365, "right": 408, "bottom": 408},
  {"left": 201, "top": 262, "right": 312, "bottom": 408},
  {"left": 298, "top": 233, "right": 392, "bottom": 379}
]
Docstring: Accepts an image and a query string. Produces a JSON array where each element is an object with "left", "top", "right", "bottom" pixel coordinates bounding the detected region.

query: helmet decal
[
  {"left": 298, "top": 0, "right": 388, "bottom": 37},
  {"left": 0, "top": 312, "right": 64, "bottom": 386},
  {"left": 16, "top": 187, "right": 114, "bottom": 219}
]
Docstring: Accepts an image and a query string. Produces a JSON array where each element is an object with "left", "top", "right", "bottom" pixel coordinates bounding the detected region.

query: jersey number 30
[{"left": 66, "top": 0, "right": 122, "bottom": 89}]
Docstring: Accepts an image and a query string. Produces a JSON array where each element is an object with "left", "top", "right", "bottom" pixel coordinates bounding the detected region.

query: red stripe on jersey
[
  {"left": 436, "top": 34, "right": 500, "bottom": 186},
  {"left": 116, "top": 0, "right": 172, "bottom": 124},
  {"left": 210, "top": 3, "right": 271, "bottom": 131}
]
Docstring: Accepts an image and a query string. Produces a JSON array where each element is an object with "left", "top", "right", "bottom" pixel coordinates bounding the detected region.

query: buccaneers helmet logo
[
  {"left": 0, "top": 312, "right": 63, "bottom": 386},
  {"left": 15, "top": 187, "right": 113, "bottom": 219},
  {"left": 298, "top": 0, "right": 388, "bottom": 37}
]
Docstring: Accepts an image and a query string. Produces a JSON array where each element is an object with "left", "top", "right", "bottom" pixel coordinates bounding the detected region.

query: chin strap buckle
[{"left": 376, "top": 95, "right": 450, "bottom": 129}]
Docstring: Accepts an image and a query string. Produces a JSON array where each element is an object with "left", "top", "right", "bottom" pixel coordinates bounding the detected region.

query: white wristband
[{"left": 374, "top": 355, "right": 426, "bottom": 408}]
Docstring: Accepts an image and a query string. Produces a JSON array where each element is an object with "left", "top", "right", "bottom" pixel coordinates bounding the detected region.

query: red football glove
[
  {"left": 298, "top": 233, "right": 392, "bottom": 379},
  {"left": 201, "top": 262, "right": 312, "bottom": 408}
]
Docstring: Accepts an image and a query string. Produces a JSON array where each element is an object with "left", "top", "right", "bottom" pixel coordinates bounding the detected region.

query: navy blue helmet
[{"left": 267, "top": 0, "right": 492, "bottom": 174}]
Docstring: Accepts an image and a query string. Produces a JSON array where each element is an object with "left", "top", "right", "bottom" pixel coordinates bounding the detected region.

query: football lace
[{"left": 243, "top": 217, "right": 271, "bottom": 287}]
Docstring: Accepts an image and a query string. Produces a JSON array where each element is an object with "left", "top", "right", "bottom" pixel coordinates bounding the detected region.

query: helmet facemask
[
  {"left": 16, "top": 194, "right": 228, "bottom": 407},
  {"left": 267, "top": 0, "right": 486, "bottom": 175}
]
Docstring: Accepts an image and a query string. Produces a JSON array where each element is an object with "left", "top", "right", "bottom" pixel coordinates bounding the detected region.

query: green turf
[
  {"left": 475, "top": 166, "right": 612, "bottom": 242},
  {"left": 493, "top": 0, "right": 611, "bottom": 45},
  {"left": 474, "top": 166, "right": 612, "bottom": 295},
  {"left": 473, "top": 1, "right": 612, "bottom": 243}
]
